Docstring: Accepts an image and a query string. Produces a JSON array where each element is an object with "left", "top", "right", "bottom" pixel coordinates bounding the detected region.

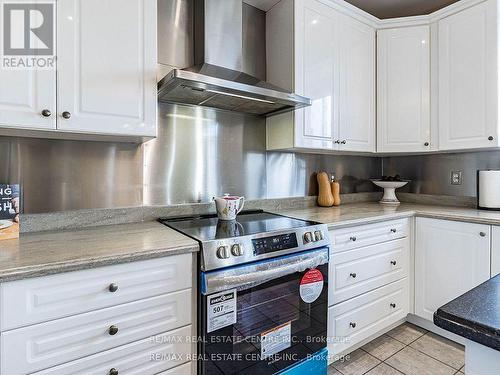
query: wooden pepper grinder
[
  {"left": 331, "top": 173, "right": 341, "bottom": 206},
  {"left": 317, "top": 171, "right": 334, "bottom": 207}
]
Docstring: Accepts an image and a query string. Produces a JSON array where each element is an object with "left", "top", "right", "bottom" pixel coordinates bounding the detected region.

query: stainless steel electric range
[{"left": 159, "top": 210, "right": 330, "bottom": 375}]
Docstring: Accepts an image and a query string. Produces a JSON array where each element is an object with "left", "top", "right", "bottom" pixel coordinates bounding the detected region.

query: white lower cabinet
[
  {"left": 415, "top": 218, "right": 491, "bottom": 321},
  {"left": 31, "top": 326, "right": 193, "bottom": 375},
  {"left": 0, "top": 254, "right": 195, "bottom": 375},
  {"left": 492, "top": 226, "right": 500, "bottom": 277},
  {"left": 328, "top": 220, "right": 410, "bottom": 358},
  {"left": 328, "top": 278, "right": 409, "bottom": 356},
  {"left": 329, "top": 238, "right": 409, "bottom": 305}
]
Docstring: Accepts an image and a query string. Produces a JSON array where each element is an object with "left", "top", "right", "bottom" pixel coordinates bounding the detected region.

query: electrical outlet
[{"left": 450, "top": 171, "right": 463, "bottom": 185}]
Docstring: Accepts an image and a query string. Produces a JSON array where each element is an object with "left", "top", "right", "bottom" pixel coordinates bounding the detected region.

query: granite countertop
[
  {"left": 2, "top": 201, "right": 500, "bottom": 283},
  {"left": 277, "top": 202, "right": 500, "bottom": 228},
  {"left": 0, "top": 221, "right": 199, "bottom": 282},
  {"left": 433, "top": 275, "right": 500, "bottom": 351}
]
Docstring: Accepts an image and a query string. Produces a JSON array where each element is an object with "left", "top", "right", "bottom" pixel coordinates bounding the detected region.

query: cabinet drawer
[
  {"left": 1, "top": 254, "right": 193, "bottom": 330},
  {"left": 328, "top": 278, "right": 409, "bottom": 356},
  {"left": 330, "top": 219, "right": 409, "bottom": 253},
  {"left": 329, "top": 238, "right": 409, "bottom": 305},
  {"left": 31, "top": 325, "right": 193, "bottom": 375},
  {"left": 2, "top": 290, "right": 192, "bottom": 375}
]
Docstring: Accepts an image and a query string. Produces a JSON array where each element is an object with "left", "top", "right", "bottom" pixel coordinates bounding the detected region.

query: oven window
[{"left": 202, "top": 264, "right": 328, "bottom": 375}]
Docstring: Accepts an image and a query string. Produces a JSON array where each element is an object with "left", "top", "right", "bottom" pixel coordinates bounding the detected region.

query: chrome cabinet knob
[
  {"left": 390, "top": 303, "right": 396, "bottom": 308},
  {"left": 216, "top": 246, "right": 230, "bottom": 259},
  {"left": 108, "top": 283, "right": 119, "bottom": 293},
  {"left": 41, "top": 109, "right": 52, "bottom": 117},
  {"left": 108, "top": 325, "right": 119, "bottom": 335},
  {"left": 424, "top": 142, "right": 430, "bottom": 146},
  {"left": 350, "top": 322, "right": 357, "bottom": 328},
  {"left": 341, "top": 140, "right": 347, "bottom": 144},
  {"left": 314, "top": 230, "right": 323, "bottom": 241},
  {"left": 390, "top": 260, "right": 397, "bottom": 266},
  {"left": 62, "top": 111, "right": 71, "bottom": 119},
  {"left": 303, "top": 232, "right": 313, "bottom": 244},
  {"left": 350, "top": 272, "right": 357, "bottom": 278},
  {"left": 480, "top": 232, "right": 486, "bottom": 237},
  {"left": 231, "top": 244, "right": 243, "bottom": 256},
  {"left": 334, "top": 140, "right": 340, "bottom": 144},
  {"left": 109, "top": 369, "right": 119, "bottom": 375},
  {"left": 350, "top": 236, "right": 357, "bottom": 242},
  {"left": 488, "top": 136, "right": 494, "bottom": 141},
  {"left": 390, "top": 228, "right": 397, "bottom": 233}
]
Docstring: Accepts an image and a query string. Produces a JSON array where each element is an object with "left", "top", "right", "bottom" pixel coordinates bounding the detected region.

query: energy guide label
[{"left": 207, "top": 289, "right": 237, "bottom": 333}]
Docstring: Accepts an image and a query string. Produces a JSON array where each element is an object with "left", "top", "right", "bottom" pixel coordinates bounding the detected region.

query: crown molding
[{"left": 323, "top": 0, "right": 489, "bottom": 29}]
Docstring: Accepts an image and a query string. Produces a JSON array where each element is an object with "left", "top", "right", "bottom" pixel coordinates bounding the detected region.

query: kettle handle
[{"left": 237, "top": 197, "right": 245, "bottom": 214}]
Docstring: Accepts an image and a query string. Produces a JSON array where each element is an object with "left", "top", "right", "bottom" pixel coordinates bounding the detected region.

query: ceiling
[{"left": 344, "top": 0, "right": 461, "bottom": 19}]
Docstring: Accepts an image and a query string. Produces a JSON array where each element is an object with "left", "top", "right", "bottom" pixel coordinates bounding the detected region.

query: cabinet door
[
  {"left": 56, "top": 0, "right": 156, "bottom": 137},
  {"left": 294, "top": 0, "right": 338, "bottom": 149},
  {"left": 415, "top": 218, "right": 490, "bottom": 321},
  {"left": 0, "top": 65, "right": 55, "bottom": 130},
  {"left": 438, "top": 0, "right": 498, "bottom": 150},
  {"left": 337, "top": 13, "right": 375, "bottom": 152},
  {"left": 377, "top": 26, "right": 431, "bottom": 153}
]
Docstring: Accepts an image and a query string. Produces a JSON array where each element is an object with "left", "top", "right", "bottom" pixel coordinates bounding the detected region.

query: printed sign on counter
[
  {"left": 207, "top": 289, "right": 237, "bottom": 333},
  {"left": 0, "top": 184, "right": 20, "bottom": 241}
]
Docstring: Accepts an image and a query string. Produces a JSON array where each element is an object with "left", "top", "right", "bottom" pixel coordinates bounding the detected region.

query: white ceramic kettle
[{"left": 213, "top": 194, "right": 245, "bottom": 221}]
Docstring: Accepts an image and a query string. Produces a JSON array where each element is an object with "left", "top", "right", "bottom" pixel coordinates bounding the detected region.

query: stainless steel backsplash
[{"left": 383, "top": 150, "right": 500, "bottom": 197}]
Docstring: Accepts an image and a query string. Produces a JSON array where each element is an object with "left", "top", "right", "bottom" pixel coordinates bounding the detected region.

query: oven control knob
[
  {"left": 216, "top": 246, "right": 230, "bottom": 259},
  {"left": 231, "top": 244, "right": 244, "bottom": 256},
  {"left": 303, "top": 232, "right": 314, "bottom": 244},
  {"left": 314, "top": 230, "right": 323, "bottom": 241}
]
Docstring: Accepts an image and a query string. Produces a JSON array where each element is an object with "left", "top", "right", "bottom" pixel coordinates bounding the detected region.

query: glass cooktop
[{"left": 159, "top": 210, "right": 317, "bottom": 241}]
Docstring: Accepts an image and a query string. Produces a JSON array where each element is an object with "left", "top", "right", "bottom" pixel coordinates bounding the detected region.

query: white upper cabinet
[
  {"left": 377, "top": 26, "right": 431, "bottom": 153},
  {"left": 294, "top": 0, "right": 337, "bottom": 149},
  {"left": 0, "top": 68, "right": 56, "bottom": 131},
  {"left": 57, "top": 0, "right": 156, "bottom": 137},
  {"left": 266, "top": 0, "right": 376, "bottom": 152},
  {"left": 438, "top": 0, "right": 499, "bottom": 150},
  {"left": 0, "top": 0, "right": 156, "bottom": 141},
  {"left": 337, "top": 13, "right": 375, "bottom": 152},
  {"left": 415, "top": 218, "right": 491, "bottom": 321}
]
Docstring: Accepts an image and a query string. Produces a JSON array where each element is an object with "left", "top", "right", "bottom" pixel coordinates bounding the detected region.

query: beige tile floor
[{"left": 330, "top": 323, "right": 465, "bottom": 375}]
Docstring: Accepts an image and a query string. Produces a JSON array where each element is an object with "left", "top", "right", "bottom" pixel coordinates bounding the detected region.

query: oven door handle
[{"left": 201, "top": 247, "right": 329, "bottom": 295}]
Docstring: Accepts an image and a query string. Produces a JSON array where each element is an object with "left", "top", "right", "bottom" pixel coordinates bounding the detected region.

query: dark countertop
[{"left": 434, "top": 275, "right": 500, "bottom": 351}]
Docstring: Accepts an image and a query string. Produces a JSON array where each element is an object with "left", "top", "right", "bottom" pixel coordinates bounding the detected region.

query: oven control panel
[{"left": 252, "top": 233, "right": 298, "bottom": 255}]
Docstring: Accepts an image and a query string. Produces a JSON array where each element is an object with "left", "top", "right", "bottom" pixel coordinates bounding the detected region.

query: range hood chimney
[{"left": 158, "top": 0, "right": 311, "bottom": 117}]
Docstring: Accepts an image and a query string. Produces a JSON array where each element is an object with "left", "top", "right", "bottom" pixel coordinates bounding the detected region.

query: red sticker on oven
[{"left": 300, "top": 269, "right": 324, "bottom": 303}]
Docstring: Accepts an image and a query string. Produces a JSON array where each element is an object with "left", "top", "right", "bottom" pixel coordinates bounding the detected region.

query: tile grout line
[{"left": 407, "top": 332, "right": 465, "bottom": 371}]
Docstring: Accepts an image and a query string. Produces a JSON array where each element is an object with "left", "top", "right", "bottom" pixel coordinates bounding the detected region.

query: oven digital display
[{"left": 252, "top": 233, "right": 298, "bottom": 255}]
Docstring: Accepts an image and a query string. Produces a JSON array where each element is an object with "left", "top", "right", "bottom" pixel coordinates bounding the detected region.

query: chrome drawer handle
[
  {"left": 350, "top": 272, "right": 357, "bottom": 278},
  {"left": 108, "top": 283, "right": 119, "bottom": 293},
  {"left": 390, "top": 260, "right": 397, "bottom": 266},
  {"left": 108, "top": 325, "right": 119, "bottom": 335},
  {"left": 350, "top": 236, "right": 357, "bottom": 242},
  {"left": 350, "top": 322, "right": 356, "bottom": 328},
  {"left": 390, "top": 228, "right": 397, "bottom": 233},
  {"left": 390, "top": 303, "right": 397, "bottom": 308}
]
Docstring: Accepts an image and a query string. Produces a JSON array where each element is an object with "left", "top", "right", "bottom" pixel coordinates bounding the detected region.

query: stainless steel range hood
[{"left": 158, "top": 0, "right": 311, "bottom": 117}]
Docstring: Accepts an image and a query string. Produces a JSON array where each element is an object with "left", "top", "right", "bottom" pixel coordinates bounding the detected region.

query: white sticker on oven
[
  {"left": 299, "top": 269, "right": 324, "bottom": 303},
  {"left": 207, "top": 289, "right": 237, "bottom": 333},
  {"left": 261, "top": 321, "right": 292, "bottom": 358}
]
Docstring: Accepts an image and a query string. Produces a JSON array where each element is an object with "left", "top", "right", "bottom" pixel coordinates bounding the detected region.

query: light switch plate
[{"left": 450, "top": 171, "right": 462, "bottom": 185}]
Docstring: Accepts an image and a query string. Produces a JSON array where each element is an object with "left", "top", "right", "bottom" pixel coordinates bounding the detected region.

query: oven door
[{"left": 199, "top": 247, "right": 329, "bottom": 375}]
